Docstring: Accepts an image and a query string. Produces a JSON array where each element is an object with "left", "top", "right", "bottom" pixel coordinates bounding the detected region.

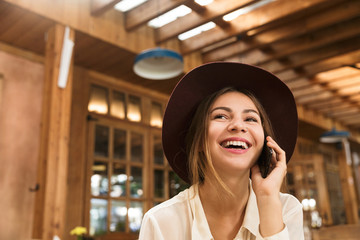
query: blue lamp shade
[
  {"left": 133, "top": 48, "right": 184, "bottom": 80},
  {"left": 320, "top": 127, "right": 350, "bottom": 143}
]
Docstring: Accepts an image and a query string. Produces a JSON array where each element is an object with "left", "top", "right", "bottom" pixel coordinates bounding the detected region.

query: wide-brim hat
[{"left": 162, "top": 62, "right": 298, "bottom": 183}]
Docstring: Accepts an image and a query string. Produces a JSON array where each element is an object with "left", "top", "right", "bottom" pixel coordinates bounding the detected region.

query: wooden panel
[
  {"left": 40, "top": 24, "right": 75, "bottom": 240},
  {"left": 312, "top": 224, "right": 360, "bottom": 240},
  {"left": 0, "top": 51, "right": 44, "bottom": 240}
]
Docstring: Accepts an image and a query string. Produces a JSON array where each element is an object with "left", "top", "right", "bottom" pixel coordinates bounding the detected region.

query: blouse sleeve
[
  {"left": 138, "top": 213, "right": 164, "bottom": 240},
  {"left": 257, "top": 200, "right": 304, "bottom": 240}
]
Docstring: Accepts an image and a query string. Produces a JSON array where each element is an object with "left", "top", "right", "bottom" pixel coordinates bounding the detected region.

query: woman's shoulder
[
  {"left": 279, "top": 192, "right": 303, "bottom": 215},
  {"left": 144, "top": 186, "right": 193, "bottom": 219}
]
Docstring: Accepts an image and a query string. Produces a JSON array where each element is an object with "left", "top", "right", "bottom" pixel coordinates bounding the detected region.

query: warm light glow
[
  {"left": 114, "top": 0, "right": 148, "bottom": 12},
  {"left": 195, "top": 0, "right": 213, "bottom": 6},
  {"left": 301, "top": 199, "right": 309, "bottom": 211},
  {"left": 88, "top": 86, "right": 108, "bottom": 114},
  {"left": 223, "top": 0, "right": 274, "bottom": 21},
  {"left": 150, "top": 103, "right": 163, "bottom": 127},
  {"left": 88, "top": 103, "right": 108, "bottom": 114},
  {"left": 178, "top": 22, "right": 215, "bottom": 40},
  {"left": 111, "top": 101, "right": 125, "bottom": 119},
  {"left": 127, "top": 104, "right": 141, "bottom": 122},
  {"left": 148, "top": 5, "right": 191, "bottom": 28}
]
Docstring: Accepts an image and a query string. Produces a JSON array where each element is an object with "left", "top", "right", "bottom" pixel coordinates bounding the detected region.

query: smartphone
[{"left": 258, "top": 138, "right": 272, "bottom": 178}]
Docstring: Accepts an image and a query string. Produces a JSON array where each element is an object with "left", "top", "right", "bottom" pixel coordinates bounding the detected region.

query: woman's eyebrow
[
  {"left": 243, "top": 109, "right": 260, "bottom": 116},
  {"left": 210, "top": 107, "right": 260, "bottom": 116},
  {"left": 210, "top": 106, "right": 232, "bottom": 113}
]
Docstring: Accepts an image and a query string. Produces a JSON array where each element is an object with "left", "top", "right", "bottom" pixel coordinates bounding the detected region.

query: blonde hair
[{"left": 186, "top": 87, "right": 275, "bottom": 197}]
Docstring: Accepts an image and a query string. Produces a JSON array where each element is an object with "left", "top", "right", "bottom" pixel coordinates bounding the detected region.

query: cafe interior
[{"left": 0, "top": 0, "right": 360, "bottom": 239}]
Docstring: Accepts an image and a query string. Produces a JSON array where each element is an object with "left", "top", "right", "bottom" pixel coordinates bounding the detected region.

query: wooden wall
[{"left": 0, "top": 50, "right": 44, "bottom": 240}]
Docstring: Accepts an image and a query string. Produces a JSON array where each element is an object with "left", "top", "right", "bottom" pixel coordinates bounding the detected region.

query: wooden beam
[
  {"left": 203, "top": 0, "right": 359, "bottom": 61},
  {"left": 224, "top": 16, "right": 360, "bottom": 66},
  {"left": 91, "top": 0, "right": 121, "bottom": 16},
  {"left": 39, "top": 24, "right": 75, "bottom": 240},
  {"left": 278, "top": 49, "right": 360, "bottom": 82},
  {"left": 125, "top": 0, "right": 191, "bottom": 31},
  {"left": 155, "top": 0, "right": 256, "bottom": 43},
  {"left": 260, "top": 35, "right": 360, "bottom": 74},
  {"left": 180, "top": 0, "right": 331, "bottom": 54},
  {"left": 338, "top": 145, "right": 359, "bottom": 224}
]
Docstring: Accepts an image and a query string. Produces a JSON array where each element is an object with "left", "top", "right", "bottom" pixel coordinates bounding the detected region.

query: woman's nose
[{"left": 228, "top": 120, "right": 247, "bottom": 132}]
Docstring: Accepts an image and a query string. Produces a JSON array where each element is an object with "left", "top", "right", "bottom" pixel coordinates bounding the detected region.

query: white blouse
[{"left": 139, "top": 183, "right": 304, "bottom": 240}]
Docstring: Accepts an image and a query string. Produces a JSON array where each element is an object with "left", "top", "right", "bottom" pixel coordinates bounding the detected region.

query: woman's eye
[
  {"left": 214, "top": 114, "right": 227, "bottom": 120},
  {"left": 245, "top": 117, "right": 258, "bottom": 122}
]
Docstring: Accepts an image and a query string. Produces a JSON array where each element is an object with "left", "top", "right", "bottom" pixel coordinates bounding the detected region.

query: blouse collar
[{"left": 190, "top": 182, "right": 260, "bottom": 239}]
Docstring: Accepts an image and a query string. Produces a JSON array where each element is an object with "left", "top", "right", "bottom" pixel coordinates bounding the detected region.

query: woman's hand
[
  {"left": 251, "top": 136, "right": 287, "bottom": 197},
  {"left": 250, "top": 136, "right": 287, "bottom": 237}
]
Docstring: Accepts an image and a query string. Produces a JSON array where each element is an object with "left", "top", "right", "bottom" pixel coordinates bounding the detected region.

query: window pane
[
  {"left": 169, "top": 172, "right": 189, "bottom": 198},
  {"left": 129, "top": 201, "right": 143, "bottom": 233},
  {"left": 114, "top": 129, "right": 126, "bottom": 160},
  {"left": 110, "top": 200, "right": 127, "bottom": 232},
  {"left": 111, "top": 163, "right": 127, "bottom": 197},
  {"left": 153, "top": 135, "right": 164, "bottom": 165},
  {"left": 150, "top": 102, "right": 162, "bottom": 127},
  {"left": 131, "top": 132, "right": 143, "bottom": 163},
  {"left": 111, "top": 91, "right": 126, "bottom": 119},
  {"left": 91, "top": 162, "right": 108, "bottom": 196},
  {"left": 154, "top": 170, "right": 164, "bottom": 198},
  {"left": 94, "top": 125, "right": 109, "bottom": 157},
  {"left": 88, "top": 85, "right": 108, "bottom": 114},
  {"left": 90, "top": 198, "right": 108, "bottom": 236},
  {"left": 127, "top": 95, "right": 141, "bottom": 122},
  {"left": 130, "top": 167, "right": 143, "bottom": 198}
]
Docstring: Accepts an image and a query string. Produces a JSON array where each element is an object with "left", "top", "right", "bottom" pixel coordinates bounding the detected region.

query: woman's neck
[
  {"left": 198, "top": 175, "right": 250, "bottom": 240},
  {"left": 199, "top": 175, "right": 250, "bottom": 214}
]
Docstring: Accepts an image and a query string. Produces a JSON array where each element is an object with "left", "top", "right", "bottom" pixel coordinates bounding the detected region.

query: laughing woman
[{"left": 139, "top": 62, "right": 304, "bottom": 240}]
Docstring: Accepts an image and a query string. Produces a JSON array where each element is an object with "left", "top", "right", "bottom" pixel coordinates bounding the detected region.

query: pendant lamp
[
  {"left": 133, "top": 48, "right": 184, "bottom": 80},
  {"left": 319, "top": 127, "right": 350, "bottom": 143}
]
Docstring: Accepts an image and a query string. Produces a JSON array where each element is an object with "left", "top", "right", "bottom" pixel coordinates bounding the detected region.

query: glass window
[
  {"left": 127, "top": 95, "right": 141, "bottom": 122},
  {"left": 111, "top": 163, "right": 127, "bottom": 197},
  {"left": 110, "top": 200, "right": 127, "bottom": 232},
  {"left": 169, "top": 172, "right": 189, "bottom": 198},
  {"left": 94, "top": 125, "right": 109, "bottom": 157},
  {"left": 129, "top": 201, "right": 143, "bottom": 233},
  {"left": 154, "top": 170, "right": 164, "bottom": 198},
  {"left": 130, "top": 167, "right": 143, "bottom": 198},
  {"left": 150, "top": 102, "right": 162, "bottom": 127},
  {"left": 91, "top": 162, "right": 108, "bottom": 196},
  {"left": 111, "top": 91, "right": 126, "bottom": 119},
  {"left": 153, "top": 135, "right": 164, "bottom": 165},
  {"left": 88, "top": 85, "right": 108, "bottom": 114},
  {"left": 90, "top": 198, "right": 108, "bottom": 236},
  {"left": 131, "top": 132, "right": 143, "bottom": 163},
  {"left": 113, "top": 129, "right": 126, "bottom": 160}
]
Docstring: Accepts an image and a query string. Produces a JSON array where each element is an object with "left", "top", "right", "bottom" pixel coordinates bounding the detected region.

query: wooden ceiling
[{"left": 1, "top": 0, "right": 360, "bottom": 131}]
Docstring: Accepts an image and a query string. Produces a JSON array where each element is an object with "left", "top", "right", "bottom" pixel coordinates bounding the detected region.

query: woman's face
[{"left": 207, "top": 91, "right": 265, "bottom": 177}]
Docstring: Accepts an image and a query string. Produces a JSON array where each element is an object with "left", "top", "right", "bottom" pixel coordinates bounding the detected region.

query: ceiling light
[
  {"left": 148, "top": 5, "right": 191, "bottom": 28},
  {"left": 114, "top": 0, "right": 148, "bottom": 12},
  {"left": 223, "top": 0, "right": 274, "bottom": 22},
  {"left": 195, "top": 0, "right": 214, "bottom": 6},
  {"left": 319, "top": 127, "right": 350, "bottom": 143},
  {"left": 133, "top": 48, "right": 183, "bottom": 80},
  {"left": 178, "top": 22, "right": 216, "bottom": 40}
]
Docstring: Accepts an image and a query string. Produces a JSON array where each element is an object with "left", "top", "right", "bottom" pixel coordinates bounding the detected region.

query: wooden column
[
  {"left": 36, "top": 24, "right": 75, "bottom": 240},
  {"left": 338, "top": 143, "right": 359, "bottom": 224}
]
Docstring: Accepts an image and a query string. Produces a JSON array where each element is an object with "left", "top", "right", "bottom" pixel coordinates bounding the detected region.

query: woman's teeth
[{"left": 221, "top": 141, "right": 249, "bottom": 149}]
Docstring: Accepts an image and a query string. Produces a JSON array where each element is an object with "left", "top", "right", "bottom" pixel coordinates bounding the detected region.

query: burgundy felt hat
[{"left": 162, "top": 62, "right": 298, "bottom": 183}]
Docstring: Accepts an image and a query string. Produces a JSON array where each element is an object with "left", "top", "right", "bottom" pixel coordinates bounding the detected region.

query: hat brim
[{"left": 162, "top": 62, "right": 298, "bottom": 183}]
